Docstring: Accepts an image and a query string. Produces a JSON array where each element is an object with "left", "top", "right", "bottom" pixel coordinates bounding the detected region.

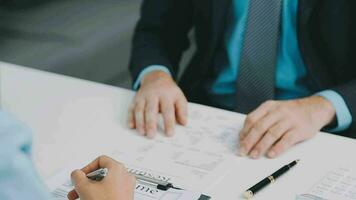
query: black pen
[
  {"left": 134, "top": 174, "right": 181, "bottom": 191},
  {"left": 243, "top": 159, "right": 300, "bottom": 199}
]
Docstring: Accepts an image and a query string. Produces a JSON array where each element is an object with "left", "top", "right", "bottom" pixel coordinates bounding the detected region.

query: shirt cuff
[
  {"left": 316, "top": 90, "right": 353, "bottom": 132},
  {"left": 133, "top": 65, "right": 172, "bottom": 90}
]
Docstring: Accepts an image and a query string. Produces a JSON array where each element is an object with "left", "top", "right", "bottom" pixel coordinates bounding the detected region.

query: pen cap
[{"left": 243, "top": 190, "right": 254, "bottom": 199}]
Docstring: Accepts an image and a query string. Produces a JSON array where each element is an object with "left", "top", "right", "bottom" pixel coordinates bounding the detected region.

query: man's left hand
[{"left": 238, "top": 96, "right": 336, "bottom": 159}]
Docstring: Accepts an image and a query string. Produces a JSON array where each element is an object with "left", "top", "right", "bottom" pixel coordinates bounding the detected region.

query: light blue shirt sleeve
[
  {"left": 133, "top": 65, "right": 172, "bottom": 90},
  {"left": 0, "top": 111, "right": 50, "bottom": 200},
  {"left": 316, "top": 90, "right": 353, "bottom": 132}
]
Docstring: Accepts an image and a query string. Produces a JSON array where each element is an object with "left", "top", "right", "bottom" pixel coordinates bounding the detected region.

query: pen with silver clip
[{"left": 86, "top": 168, "right": 108, "bottom": 181}]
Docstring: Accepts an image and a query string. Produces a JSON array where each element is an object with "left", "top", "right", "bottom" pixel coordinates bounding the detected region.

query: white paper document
[
  {"left": 296, "top": 167, "right": 356, "bottom": 200},
  {"left": 47, "top": 103, "right": 244, "bottom": 199}
]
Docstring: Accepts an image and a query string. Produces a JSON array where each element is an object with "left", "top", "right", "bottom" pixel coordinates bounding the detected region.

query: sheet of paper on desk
[
  {"left": 50, "top": 170, "right": 201, "bottom": 200},
  {"left": 175, "top": 103, "right": 244, "bottom": 154},
  {"left": 106, "top": 103, "right": 243, "bottom": 190},
  {"left": 296, "top": 167, "right": 356, "bottom": 200},
  {"left": 47, "top": 103, "right": 244, "bottom": 197}
]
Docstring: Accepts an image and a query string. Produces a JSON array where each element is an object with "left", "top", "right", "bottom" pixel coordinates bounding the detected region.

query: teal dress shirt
[
  {"left": 134, "top": 0, "right": 352, "bottom": 132},
  {"left": 0, "top": 111, "right": 50, "bottom": 200}
]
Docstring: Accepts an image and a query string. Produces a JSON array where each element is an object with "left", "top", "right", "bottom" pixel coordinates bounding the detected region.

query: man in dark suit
[{"left": 128, "top": 0, "right": 355, "bottom": 159}]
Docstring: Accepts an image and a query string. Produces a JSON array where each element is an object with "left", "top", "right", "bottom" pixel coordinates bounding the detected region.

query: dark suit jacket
[
  {"left": 0, "top": 0, "right": 49, "bottom": 8},
  {"left": 129, "top": 0, "right": 356, "bottom": 138}
]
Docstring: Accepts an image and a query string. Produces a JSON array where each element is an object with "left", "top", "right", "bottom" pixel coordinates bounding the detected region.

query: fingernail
[
  {"left": 138, "top": 128, "right": 145, "bottom": 135},
  {"left": 147, "top": 128, "right": 156, "bottom": 138},
  {"left": 128, "top": 122, "right": 134, "bottom": 129},
  {"left": 182, "top": 120, "right": 188, "bottom": 126},
  {"left": 268, "top": 151, "right": 276, "bottom": 158},
  {"left": 167, "top": 128, "right": 175, "bottom": 137},
  {"left": 239, "top": 146, "right": 247, "bottom": 157},
  {"left": 250, "top": 150, "right": 259, "bottom": 159}
]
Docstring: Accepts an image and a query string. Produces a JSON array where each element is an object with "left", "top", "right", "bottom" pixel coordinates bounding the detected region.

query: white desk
[{"left": 1, "top": 62, "right": 356, "bottom": 200}]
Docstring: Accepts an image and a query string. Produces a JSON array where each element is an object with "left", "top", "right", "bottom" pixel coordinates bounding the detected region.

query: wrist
[
  {"left": 141, "top": 71, "right": 173, "bottom": 86},
  {"left": 303, "top": 96, "right": 336, "bottom": 128}
]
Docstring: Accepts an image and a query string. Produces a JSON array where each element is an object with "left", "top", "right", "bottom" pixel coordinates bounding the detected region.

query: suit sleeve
[
  {"left": 329, "top": 7, "right": 356, "bottom": 138},
  {"left": 129, "top": 0, "right": 194, "bottom": 82},
  {"left": 331, "top": 81, "right": 356, "bottom": 138}
]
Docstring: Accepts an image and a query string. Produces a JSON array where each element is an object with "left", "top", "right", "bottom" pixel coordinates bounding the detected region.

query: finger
[
  {"left": 160, "top": 100, "right": 176, "bottom": 136},
  {"left": 127, "top": 103, "right": 135, "bottom": 129},
  {"left": 267, "top": 131, "right": 299, "bottom": 158},
  {"left": 239, "top": 110, "right": 282, "bottom": 157},
  {"left": 239, "top": 101, "right": 276, "bottom": 141},
  {"left": 175, "top": 97, "right": 188, "bottom": 126},
  {"left": 81, "top": 155, "right": 121, "bottom": 174},
  {"left": 134, "top": 100, "right": 146, "bottom": 135},
  {"left": 145, "top": 98, "right": 159, "bottom": 138},
  {"left": 249, "top": 120, "right": 291, "bottom": 159},
  {"left": 71, "top": 169, "right": 88, "bottom": 190},
  {"left": 67, "top": 189, "right": 79, "bottom": 200}
]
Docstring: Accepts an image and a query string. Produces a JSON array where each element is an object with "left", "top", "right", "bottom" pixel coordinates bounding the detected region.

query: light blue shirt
[
  {"left": 0, "top": 111, "right": 50, "bottom": 200},
  {"left": 134, "top": 0, "right": 352, "bottom": 132}
]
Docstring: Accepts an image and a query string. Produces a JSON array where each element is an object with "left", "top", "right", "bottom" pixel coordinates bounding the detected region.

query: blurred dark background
[
  {"left": 0, "top": 0, "right": 142, "bottom": 88},
  {"left": 0, "top": 0, "right": 195, "bottom": 89}
]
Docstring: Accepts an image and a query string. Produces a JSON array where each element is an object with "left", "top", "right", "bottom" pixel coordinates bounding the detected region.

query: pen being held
[{"left": 68, "top": 156, "right": 136, "bottom": 200}]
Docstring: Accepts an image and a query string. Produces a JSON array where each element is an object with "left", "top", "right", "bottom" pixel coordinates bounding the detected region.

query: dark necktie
[{"left": 236, "top": 0, "right": 282, "bottom": 113}]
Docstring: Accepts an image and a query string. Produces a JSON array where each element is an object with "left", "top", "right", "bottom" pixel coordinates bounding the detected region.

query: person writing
[
  {"left": 128, "top": 0, "right": 355, "bottom": 159},
  {"left": 67, "top": 156, "right": 135, "bottom": 200},
  {"left": 0, "top": 111, "right": 135, "bottom": 200}
]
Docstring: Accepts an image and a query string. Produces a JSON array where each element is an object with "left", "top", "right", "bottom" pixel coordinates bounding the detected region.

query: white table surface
[{"left": 1, "top": 62, "right": 356, "bottom": 200}]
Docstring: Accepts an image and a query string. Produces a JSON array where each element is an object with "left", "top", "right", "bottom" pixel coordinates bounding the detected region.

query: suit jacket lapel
[
  {"left": 298, "top": 0, "right": 332, "bottom": 88},
  {"left": 207, "top": 0, "right": 232, "bottom": 60},
  {"left": 298, "top": 0, "right": 318, "bottom": 26}
]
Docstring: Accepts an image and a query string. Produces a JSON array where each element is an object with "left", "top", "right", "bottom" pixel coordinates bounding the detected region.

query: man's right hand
[
  {"left": 128, "top": 71, "right": 188, "bottom": 138},
  {"left": 67, "top": 156, "right": 136, "bottom": 200}
]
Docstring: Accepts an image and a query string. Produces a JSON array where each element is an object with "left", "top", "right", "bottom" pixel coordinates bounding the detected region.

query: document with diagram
[{"left": 46, "top": 103, "right": 244, "bottom": 199}]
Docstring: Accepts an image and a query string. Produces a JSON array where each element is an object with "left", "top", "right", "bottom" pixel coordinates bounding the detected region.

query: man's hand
[
  {"left": 238, "top": 96, "right": 336, "bottom": 159},
  {"left": 128, "top": 71, "right": 188, "bottom": 138},
  {"left": 67, "top": 156, "right": 136, "bottom": 200}
]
